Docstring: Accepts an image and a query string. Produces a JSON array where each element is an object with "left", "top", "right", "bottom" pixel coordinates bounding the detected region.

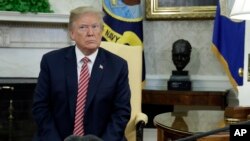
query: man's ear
[{"left": 69, "top": 30, "right": 74, "bottom": 40}]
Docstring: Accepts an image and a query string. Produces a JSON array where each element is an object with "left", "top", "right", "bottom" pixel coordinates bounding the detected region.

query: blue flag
[
  {"left": 211, "top": 1, "right": 245, "bottom": 91},
  {"left": 102, "top": 0, "right": 145, "bottom": 81}
]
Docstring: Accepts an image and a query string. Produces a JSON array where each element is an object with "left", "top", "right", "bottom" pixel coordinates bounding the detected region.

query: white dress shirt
[{"left": 75, "top": 45, "right": 98, "bottom": 82}]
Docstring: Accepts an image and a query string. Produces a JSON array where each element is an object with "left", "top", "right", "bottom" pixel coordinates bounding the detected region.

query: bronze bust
[
  {"left": 172, "top": 39, "right": 192, "bottom": 72},
  {"left": 168, "top": 39, "right": 192, "bottom": 90}
]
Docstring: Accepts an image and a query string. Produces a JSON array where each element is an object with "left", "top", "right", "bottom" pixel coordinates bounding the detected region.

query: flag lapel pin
[{"left": 99, "top": 64, "right": 103, "bottom": 69}]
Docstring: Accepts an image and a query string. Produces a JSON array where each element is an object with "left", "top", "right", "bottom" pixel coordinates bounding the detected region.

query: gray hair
[
  {"left": 68, "top": 6, "right": 105, "bottom": 31},
  {"left": 64, "top": 135, "right": 103, "bottom": 141}
]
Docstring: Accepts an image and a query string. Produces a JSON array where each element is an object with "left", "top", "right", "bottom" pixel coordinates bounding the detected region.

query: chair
[{"left": 100, "top": 41, "right": 148, "bottom": 141}]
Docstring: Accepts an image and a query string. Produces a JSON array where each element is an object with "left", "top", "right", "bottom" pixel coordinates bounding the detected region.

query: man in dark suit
[{"left": 32, "top": 6, "right": 131, "bottom": 141}]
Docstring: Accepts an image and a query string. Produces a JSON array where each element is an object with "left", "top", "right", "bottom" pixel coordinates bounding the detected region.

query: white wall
[{"left": 49, "top": 0, "right": 102, "bottom": 13}]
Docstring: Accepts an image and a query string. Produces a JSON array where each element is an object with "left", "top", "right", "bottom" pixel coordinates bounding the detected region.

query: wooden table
[
  {"left": 142, "top": 90, "right": 228, "bottom": 109},
  {"left": 154, "top": 111, "right": 229, "bottom": 141}
]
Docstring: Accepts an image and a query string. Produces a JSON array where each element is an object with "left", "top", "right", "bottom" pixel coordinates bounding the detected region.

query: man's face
[
  {"left": 172, "top": 46, "right": 190, "bottom": 71},
  {"left": 70, "top": 13, "right": 103, "bottom": 55}
]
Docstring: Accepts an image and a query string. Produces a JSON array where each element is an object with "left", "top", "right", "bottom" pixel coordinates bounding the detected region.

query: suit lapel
[
  {"left": 64, "top": 48, "right": 107, "bottom": 119},
  {"left": 85, "top": 48, "right": 106, "bottom": 111},
  {"left": 64, "top": 46, "right": 78, "bottom": 120}
]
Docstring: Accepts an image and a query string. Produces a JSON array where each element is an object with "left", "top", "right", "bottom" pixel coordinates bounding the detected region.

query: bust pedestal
[{"left": 168, "top": 71, "right": 192, "bottom": 91}]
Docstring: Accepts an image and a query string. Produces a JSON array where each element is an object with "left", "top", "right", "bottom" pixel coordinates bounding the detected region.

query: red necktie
[{"left": 73, "top": 57, "right": 90, "bottom": 136}]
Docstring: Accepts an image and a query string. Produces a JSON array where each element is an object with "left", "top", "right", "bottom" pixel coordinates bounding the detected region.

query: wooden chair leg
[{"left": 136, "top": 121, "right": 146, "bottom": 141}]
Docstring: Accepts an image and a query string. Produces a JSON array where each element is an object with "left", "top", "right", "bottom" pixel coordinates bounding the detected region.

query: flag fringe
[{"left": 211, "top": 44, "right": 239, "bottom": 92}]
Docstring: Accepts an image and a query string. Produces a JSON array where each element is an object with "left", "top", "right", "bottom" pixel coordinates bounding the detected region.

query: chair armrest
[
  {"left": 135, "top": 113, "right": 148, "bottom": 125},
  {"left": 135, "top": 113, "right": 148, "bottom": 141}
]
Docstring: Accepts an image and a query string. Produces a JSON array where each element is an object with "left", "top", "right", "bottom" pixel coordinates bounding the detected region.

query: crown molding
[{"left": 0, "top": 11, "right": 69, "bottom": 23}]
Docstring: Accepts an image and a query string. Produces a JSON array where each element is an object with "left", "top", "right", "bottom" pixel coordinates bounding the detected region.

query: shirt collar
[{"left": 75, "top": 45, "right": 98, "bottom": 64}]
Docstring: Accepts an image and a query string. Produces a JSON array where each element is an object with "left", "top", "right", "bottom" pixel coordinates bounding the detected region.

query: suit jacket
[{"left": 32, "top": 46, "right": 131, "bottom": 141}]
